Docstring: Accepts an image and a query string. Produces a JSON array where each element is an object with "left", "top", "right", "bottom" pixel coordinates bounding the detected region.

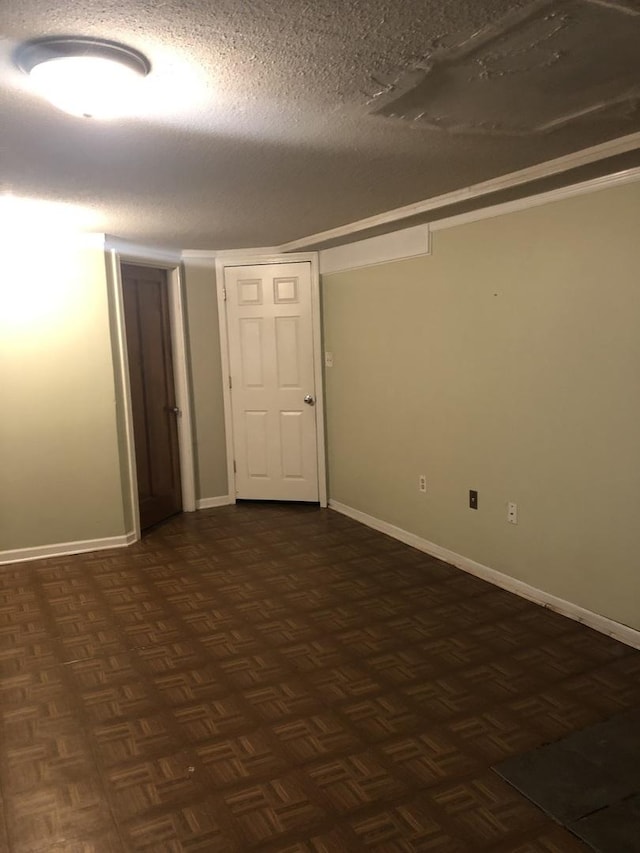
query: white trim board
[
  {"left": 317, "top": 166, "right": 640, "bottom": 274},
  {"left": 0, "top": 533, "right": 137, "bottom": 566},
  {"left": 430, "top": 164, "right": 640, "bottom": 234},
  {"left": 167, "top": 264, "right": 197, "bottom": 513},
  {"left": 81, "top": 232, "right": 107, "bottom": 250},
  {"left": 329, "top": 500, "right": 640, "bottom": 651},
  {"left": 182, "top": 247, "right": 280, "bottom": 261},
  {"left": 319, "top": 225, "right": 430, "bottom": 275},
  {"left": 281, "top": 131, "right": 640, "bottom": 252},
  {"left": 168, "top": 141, "right": 640, "bottom": 266},
  {"left": 182, "top": 250, "right": 218, "bottom": 260},
  {"left": 105, "top": 236, "right": 182, "bottom": 265},
  {"left": 196, "top": 495, "right": 235, "bottom": 510},
  {"left": 106, "top": 249, "right": 141, "bottom": 541}
]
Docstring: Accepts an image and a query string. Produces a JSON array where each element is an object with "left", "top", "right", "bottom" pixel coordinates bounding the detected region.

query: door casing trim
[
  {"left": 107, "top": 250, "right": 197, "bottom": 542},
  {"left": 215, "top": 252, "right": 327, "bottom": 507}
]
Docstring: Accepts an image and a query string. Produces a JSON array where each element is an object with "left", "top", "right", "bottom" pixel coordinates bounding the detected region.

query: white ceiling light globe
[
  {"left": 29, "top": 55, "right": 142, "bottom": 118},
  {"left": 17, "top": 38, "right": 150, "bottom": 120}
]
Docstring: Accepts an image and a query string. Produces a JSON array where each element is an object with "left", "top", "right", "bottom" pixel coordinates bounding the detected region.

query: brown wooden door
[{"left": 121, "top": 264, "right": 182, "bottom": 530}]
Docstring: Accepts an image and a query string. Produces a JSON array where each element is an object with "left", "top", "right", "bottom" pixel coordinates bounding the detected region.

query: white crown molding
[
  {"left": 105, "top": 236, "right": 182, "bottom": 265},
  {"left": 329, "top": 500, "right": 640, "bottom": 650},
  {"left": 319, "top": 224, "right": 430, "bottom": 275},
  {"left": 196, "top": 495, "right": 235, "bottom": 510},
  {"left": 216, "top": 251, "right": 318, "bottom": 269},
  {"left": 280, "top": 130, "right": 640, "bottom": 252},
  {"left": 182, "top": 246, "right": 281, "bottom": 262},
  {"left": 315, "top": 166, "right": 640, "bottom": 274},
  {"left": 108, "top": 133, "right": 640, "bottom": 264},
  {"left": 80, "top": 232, "right": 106, "bottom": 249},
  {"left": 430, "top": 164, "right": 640, "bottom": 233},
  {"left": 213, "top": 246, "right": 281, "bottom": 260},
  {"left": 181, "top": 249, "right": 218, "bottom": 261},
  {"left": 216, "top": 246, "right": 281, "bottom": 256},
  {"left": 0, "top": 532, "right": 137, "bottom": 566}
]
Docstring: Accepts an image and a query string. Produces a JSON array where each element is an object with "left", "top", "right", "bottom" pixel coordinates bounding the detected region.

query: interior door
[
  {"left": 224, "top": 261, "right": 319, "bottom": 501},
  {"left": 121, "top": 263, "right": 182, "bottom": 529}
]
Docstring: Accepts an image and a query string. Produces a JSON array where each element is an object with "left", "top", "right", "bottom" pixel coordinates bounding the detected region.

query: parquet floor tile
[{"left": 1, "top": 502, "right": 638, "bottom": 850}]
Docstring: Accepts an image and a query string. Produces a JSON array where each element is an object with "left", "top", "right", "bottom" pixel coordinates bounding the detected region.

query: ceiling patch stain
[
  {"left": 370, "top": 0, "right": 640, "bottom": 135},
  {"left": 470, "top": 11, "right": 569, "bottom": 82},
  {"left": 584, "top": 0, "right": 640, "bottom": 15}
]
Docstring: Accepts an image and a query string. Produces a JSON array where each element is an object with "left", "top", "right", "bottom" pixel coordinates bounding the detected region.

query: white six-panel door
[{"left": 224, "top": 262, "right": 319, "bottom": 501}]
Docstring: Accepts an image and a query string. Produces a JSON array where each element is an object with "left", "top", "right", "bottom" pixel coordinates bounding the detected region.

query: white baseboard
[
  {"left": 0, "top": 532, "right": 137, "bottom": 566},
  {"left": 329, "top": 500, "right": 640, "bottom": 651},
  {"left": 196, "top": 495, "right": 235, "bottom": 510}
]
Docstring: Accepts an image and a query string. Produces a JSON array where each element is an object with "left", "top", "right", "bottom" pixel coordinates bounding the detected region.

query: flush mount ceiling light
[{"left": 16, "top": 37, "right": 151, "bottom": 119}]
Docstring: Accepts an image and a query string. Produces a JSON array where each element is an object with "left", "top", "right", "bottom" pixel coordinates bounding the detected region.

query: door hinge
[
  {"left": 228, "top": 375, "right": 232, "bottom": 389},
  {"left": 222, "top": 286, "right": 227, "bottom": 301},
  {"left": 233, "top": 460, "right": 237, "bottom": 473}
]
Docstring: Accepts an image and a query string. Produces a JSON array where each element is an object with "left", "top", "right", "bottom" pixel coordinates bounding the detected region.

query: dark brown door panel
[{"left": 121, "top": 264, "right": 182, "bottom": 530}]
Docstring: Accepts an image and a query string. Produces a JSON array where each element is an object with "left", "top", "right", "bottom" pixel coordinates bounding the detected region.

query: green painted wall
[
  {"left": 0, "top": 239, "right": 126, "bottom": 551},
  {"left": 182, "top": 258, "right": 228, "bottom": 500},
  {"left": 322, "top": 180, "right": 640, "bottom": 630}
]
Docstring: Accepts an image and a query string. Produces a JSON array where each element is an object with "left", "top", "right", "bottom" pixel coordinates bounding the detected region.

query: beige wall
[
  {"left": 182, "top": 258, "right": 228, "bottom": 500},
  {"left": 0, "top": 238, "right": 126, "bottom": 551},
  {"left": 0, "top": 247, "right": 230, "bottom": 557},
  {"left": 322, "top": 180, "right": 640, "bottom": 630},
  {"left": 104, "top": 252, "right": 135, "bottom": 535}
]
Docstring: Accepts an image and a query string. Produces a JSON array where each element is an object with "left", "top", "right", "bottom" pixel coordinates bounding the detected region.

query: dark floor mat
[
  {"left": 569, "top": 794, "right": 640, "bottom": 853},
  {"left": 495, "top": 708, "right": 640, "bottom": 851}
]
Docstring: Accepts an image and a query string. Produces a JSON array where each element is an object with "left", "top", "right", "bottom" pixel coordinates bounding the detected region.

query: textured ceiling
[{"left": 1, "top": 0, "right": 640, "bottom": 249}]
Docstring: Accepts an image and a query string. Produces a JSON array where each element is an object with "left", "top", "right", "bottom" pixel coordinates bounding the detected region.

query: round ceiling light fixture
[{"left": 16, "top": 37, "right": 151, "bottom": 119}]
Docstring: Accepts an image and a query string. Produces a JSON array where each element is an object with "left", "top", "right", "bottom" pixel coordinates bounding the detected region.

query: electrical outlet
[
  {"left": 324, "top": 351, "right": 334, "bottom": 368},
  {"left": 418, "top": 474, "right": 427, "bottom": 493},
  {"left": 469, "top": 489, "right": 478, "bottom": 510},
  {"left": 507, "top": 501, "right": 518, "bottom": 524}
]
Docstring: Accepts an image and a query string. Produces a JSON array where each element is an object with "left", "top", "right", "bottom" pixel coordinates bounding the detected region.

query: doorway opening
[
  {"left": 216, "top": 254, "right": 327, "bottom": 506},
  {"left": 120, "top": 263, "right": 184, "bottom": 531}
]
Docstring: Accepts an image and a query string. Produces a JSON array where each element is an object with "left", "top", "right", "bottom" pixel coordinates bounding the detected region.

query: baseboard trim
[
  {"left": 329, "top": 500, "right": 640, "bottom": 650},
  {"left": 0, "top": 532, "right": 137, "bottom": 566},
  {"left": 196, "top": 495, "right": 235, "bottom": 510}
]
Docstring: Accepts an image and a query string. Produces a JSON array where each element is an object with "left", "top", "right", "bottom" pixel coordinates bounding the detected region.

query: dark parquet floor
[{"left": 1, "top": 502, "right": 640, "bottom": 852}]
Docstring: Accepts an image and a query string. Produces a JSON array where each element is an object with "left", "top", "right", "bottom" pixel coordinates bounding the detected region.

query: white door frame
[
  {"left": 215, "top": 252, "right": 327, "bottom": 507},
  {"left": 107, "top": 248, "right": 197, "bottom": 541}
]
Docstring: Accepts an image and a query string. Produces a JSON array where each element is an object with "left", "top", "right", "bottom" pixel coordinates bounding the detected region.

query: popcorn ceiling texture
[{"left": 1, "top": 0, "right": 640, "bottom": 248}]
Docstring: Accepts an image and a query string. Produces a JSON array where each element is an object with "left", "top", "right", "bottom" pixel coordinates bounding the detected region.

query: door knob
[
  {"left": 303, "top": 394, "right": 315, "bottom": 406},
  {"left": 166, "top": 406, "right": 181, "bottom": 415}
]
